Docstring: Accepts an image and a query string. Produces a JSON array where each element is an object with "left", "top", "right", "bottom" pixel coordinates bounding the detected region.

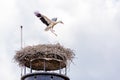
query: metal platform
[{"left": 21, "top": 72, "right": 70, "bottom": 80}]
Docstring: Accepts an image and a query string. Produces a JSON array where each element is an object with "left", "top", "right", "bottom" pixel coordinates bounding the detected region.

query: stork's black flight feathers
[
  {"left": 40, "top": 17, "right": 49, "bottom": 26},
  {"left": 34, "top": 12, "right": 49, "bottom": 26}
]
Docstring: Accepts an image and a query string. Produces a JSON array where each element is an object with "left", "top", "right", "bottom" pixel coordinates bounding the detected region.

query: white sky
[{"left": 0, "top": 0, "right": 120, "bottom": 80}]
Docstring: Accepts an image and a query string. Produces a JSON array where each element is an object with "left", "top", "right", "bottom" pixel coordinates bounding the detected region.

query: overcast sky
[{"left": 0, "top": 0, "right": 120, "bottom": 80}]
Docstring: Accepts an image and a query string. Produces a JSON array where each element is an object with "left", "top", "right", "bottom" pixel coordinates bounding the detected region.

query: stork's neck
[{"left": 56, "top": 21, "right": 62, "bottom": 24}]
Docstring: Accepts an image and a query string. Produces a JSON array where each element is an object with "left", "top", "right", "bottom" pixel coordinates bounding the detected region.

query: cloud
[{"left": 0, "top": 0, "right": 120, "bottom": 80}]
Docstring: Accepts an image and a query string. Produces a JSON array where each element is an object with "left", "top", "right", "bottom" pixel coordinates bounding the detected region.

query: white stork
[{"left": 34, "top": 11, "right": 64, "bottom": 36}]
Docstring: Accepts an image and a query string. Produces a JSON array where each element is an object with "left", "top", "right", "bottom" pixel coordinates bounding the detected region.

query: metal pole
[
  {"left": 30, "top": 60, "right": 32, "bottom": 73},
  {"left": 59, "top": 62, "right": 61, "bottom": 74},
  {"left": 20, "top": 26, "right": 23, "bottom": 49},
  {"left": 65, "top": 66, "right": 67, "bottom": 75},
  {"left": 20, "top": 26, "right": 23, "bottom": 76},
  {"left": 24, "top": 66, "right": 26, "bottom": 75},
  {"left": 44, "top": 59, "right": 46, "bottom": 71},
  {"left": 21, "top": 67, "right": 23, "bottom": 77}
]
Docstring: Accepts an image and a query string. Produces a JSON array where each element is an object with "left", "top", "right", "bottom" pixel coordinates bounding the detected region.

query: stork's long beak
[{"left": 61, "top": 22, "right": 64, "bottom": 24}]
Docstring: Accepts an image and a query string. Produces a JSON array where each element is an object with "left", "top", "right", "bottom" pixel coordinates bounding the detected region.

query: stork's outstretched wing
[{"left": 34, "top": 12, "right": 52, "bottom": 26}]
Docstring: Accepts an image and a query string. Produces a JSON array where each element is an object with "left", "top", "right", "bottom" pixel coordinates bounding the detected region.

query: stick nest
[{"left": 14, "top": 43, "right": 75, "bottom": 71}]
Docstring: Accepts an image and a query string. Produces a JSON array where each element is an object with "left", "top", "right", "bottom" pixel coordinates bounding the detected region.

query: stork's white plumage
[{"left": 34, "top": 11, "right": 64, "bottom": 36}]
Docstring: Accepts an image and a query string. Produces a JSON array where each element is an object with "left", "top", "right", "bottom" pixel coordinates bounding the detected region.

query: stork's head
[{"left": 59, "top": 21, "right": 64, "bottom": 24}]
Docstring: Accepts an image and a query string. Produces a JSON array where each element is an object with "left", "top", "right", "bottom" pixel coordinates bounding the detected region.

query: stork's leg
[
  {"left": 50, "top": 28, "right": 54, "bottom": 32},
  {"left": 50, "top": 29, "right": 57, "bottom": 36},
  {"left": 51, "top": 29, "right": 55, "bottom": 32}
]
